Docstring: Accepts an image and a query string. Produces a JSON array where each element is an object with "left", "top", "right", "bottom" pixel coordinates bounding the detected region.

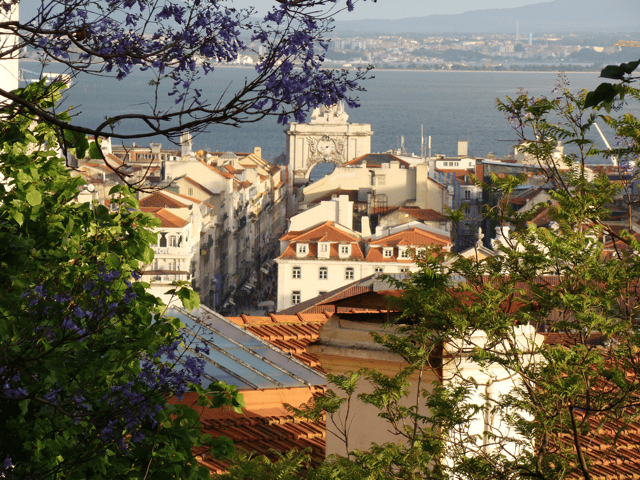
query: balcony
[{"left": 153, "top": 246, "right": 192, "bottom": 256}]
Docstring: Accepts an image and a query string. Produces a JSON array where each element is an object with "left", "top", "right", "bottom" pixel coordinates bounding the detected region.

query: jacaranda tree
[
  {"left": 0, "top": 81, "right": 245, "bottom": 479},
  {"left": 0, "top": 0, "right": 372, "bottom": 145}
]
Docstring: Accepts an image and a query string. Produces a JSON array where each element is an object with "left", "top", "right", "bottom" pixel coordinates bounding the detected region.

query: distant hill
[{"left": 334, "top": 0, "right": 640, "bottom": 34}]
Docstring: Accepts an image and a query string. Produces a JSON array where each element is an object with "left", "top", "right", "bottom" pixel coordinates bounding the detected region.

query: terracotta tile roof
[
  {"left": 366, "top": 247, "right": 414, "bottom": 263},
  {"left": 171, "top": 191, "right": 202, "bottom": 204},
  {"left": 225, "top": 164, "right": 244, "bottom": 174},
  {"left": 173, "top": 388, "right": 326, "bottom": 475},
  {"left": 207, "top": 165, "right": 234, "bottom": 179},
  {"left": 139, "top": 191, "right": 188, "bottom": 209},
  {"left": 81, "top": 162, "right": 114, "bottom": 174},
  {"left": 277, "top": 275, "right": 385, "bottom": 315},
  {"left": 141, "top": 207, "right": 188, "bottom": 228},
  {"left": 226, "top": 313, "right": 331, "bottom": 372},
  {"left": 105, "top": 153, "right": 124, "bottom": 166},
  {"left": 562, "top": 416, "right": 640, "bottom": 480},
  {"left": 381, "top": 207, "right": 448, "bottom": 222},
  {"left": 541, "top": 331, "right": 608, "bottom": 347},
  {"left": 369, "top": 227, "right": 451, "bottom": 249},
  {"left": 281, "top": 222, "right": 360, "bottom": 243},
  {"left": 436, "top": 169, "right": 473, "bottom": 183}
]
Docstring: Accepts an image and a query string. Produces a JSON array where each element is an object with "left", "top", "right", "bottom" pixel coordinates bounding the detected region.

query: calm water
[{"left": 25, "top": 63, "right": 636, "bottom": 161}]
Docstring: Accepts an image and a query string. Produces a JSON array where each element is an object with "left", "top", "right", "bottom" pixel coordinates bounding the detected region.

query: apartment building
[{"left": 275, "top": 196, "right": 452, "bottom": 311}]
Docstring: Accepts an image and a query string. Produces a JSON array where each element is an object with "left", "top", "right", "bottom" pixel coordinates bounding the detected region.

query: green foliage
[
  {"left": 585, "top": 58, "right": 640, "bottom": 110},
  {"left": 0, "top": 81, "right": 241, "bottom": 479}
]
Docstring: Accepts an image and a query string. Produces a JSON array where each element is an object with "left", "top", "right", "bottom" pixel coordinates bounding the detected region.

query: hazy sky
[{"left": 232, "top": 0, "right": 549, "bottom": 20}]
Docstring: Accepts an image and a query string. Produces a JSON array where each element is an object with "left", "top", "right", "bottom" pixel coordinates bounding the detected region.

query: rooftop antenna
[
  {"left": 428, "top": 135, "right": 432, "bottom": 159},
  {"left": 593, "top": 122, "right": 618, "bottom": 167}
]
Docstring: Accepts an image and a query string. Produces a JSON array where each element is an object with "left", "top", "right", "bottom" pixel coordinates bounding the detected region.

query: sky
[{"left": 231, "top": 0, "right": 550, "bottom": 20}]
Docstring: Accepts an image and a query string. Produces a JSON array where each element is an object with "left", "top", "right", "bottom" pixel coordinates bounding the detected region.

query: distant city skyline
[{"left": 232, "top": 0, "right": 549, "bottom": 20}]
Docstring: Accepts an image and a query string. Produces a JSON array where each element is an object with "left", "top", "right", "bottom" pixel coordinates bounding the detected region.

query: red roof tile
[
  {"left": 393, "top": 207, "right": 448, "bottom": 222},
  {"left": 141, "top": 207, "right": 188, "bottom": 228},
  {"left": 173, "top": 388, "right": 325, "bottom": 475},
  {"left": 139, "top": 191, "right": 188, "bottom": 209},
  {"left": 226, "top": 313, "right": 330, "bottom": 372},
  {"left": 281, "top": 222, "right": 359, "bottom": 243},
  {"left": 369, "top": 227, "right": 451, "bottom": 249}
]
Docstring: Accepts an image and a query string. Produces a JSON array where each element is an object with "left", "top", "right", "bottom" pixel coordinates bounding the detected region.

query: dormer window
[
  {"left": 399, "top": 247, "right": 410, "bottom": 259},
  {"left": 318, "top": 242, "right": 330, "bottom": 258},
  {"left": 383, "top": 247, "right": 393, "bottom": 258},
  {"left": 296, "top": 243, "right": 308, "bottom": 257},
  {"left": 339, "top": 244, "right": 351, "bottom": 258}
]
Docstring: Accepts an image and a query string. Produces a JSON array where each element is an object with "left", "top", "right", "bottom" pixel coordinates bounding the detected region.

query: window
[
  {"left": 319, "top": 267, "right": 328, "bottom": 279},
  {"left": 320, "top": 243, "right": 328, "bottom": 253},
  {"left": 169, "top": 236, "right": 177, "bottom": 247},
  {"left": 374, "top": 267, "right": 384, "bottom": 273},
  {"left": 339, "top": 244, "right": 351, "bottom": 257},
  {"left": 292, "top": 291, "right": 301, "bottom": 305},
  {"left": 345, "top": 267, "right": 354, "bottom": 280},
  {"left": 399, "top": 248, "right": 411, "bottom": 259},
  {"left": 297, "top": 243, "right": 308, "bottom": 256},
  {"left": 399, "top": 267, "right": 408, "bottom": 273},
  {"left": 464, "top": 190, "right": 471, "bottom": 200},
  {"left": 383, "top": 248, "right": 393, "bottom": 258},
  {"left": 292, "top": 266, "right": 301, "bottom": 279}
]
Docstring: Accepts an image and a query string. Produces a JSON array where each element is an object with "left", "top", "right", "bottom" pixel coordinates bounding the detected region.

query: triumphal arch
[{"left": 285, "top": 102, "right": 373, "bottom": 185}]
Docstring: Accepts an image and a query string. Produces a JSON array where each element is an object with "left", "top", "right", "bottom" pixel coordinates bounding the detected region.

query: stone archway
[{"left": 285, "top": 102, "right": 373, "bottom": 186}]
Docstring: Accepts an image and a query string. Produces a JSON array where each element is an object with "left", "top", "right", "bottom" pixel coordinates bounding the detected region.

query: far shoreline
[{"left": 21, "top": 59, "right": 599, "bottom": 75}]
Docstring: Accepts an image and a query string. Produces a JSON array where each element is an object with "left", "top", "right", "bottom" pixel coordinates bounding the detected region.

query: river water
[{"left": 23, "top": 62, "right": 638, "bottom": 161}]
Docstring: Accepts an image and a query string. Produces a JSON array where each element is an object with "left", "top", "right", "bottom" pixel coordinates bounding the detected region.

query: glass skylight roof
[{"left": 167, "top": 306, "right": 326, "bottom": 390}]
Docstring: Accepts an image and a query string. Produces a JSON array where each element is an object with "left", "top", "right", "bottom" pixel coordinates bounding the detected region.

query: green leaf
[
  {"left": 600, "top": 65, "right": 627, "bottom": 81},
  {"left": 12, "top": 210, "right": 24, "bottom": 226},
  {"left": 141, "top": 246, "right": 155, "bottom": 264},
  {"left": 209, "top": 436, "right": 235, "bottom": 460},
  {"left": 89, "top": 141, "right": 102, "bottom": 160},
  {"left": 584, "top": 83, "right": 616, "bottom": 109},
  {"left": 26, "top": 188, "right": 42, "bottom": 206},
  {"left": 176, "top": 287, "right": 200, "bottom": 311}
]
